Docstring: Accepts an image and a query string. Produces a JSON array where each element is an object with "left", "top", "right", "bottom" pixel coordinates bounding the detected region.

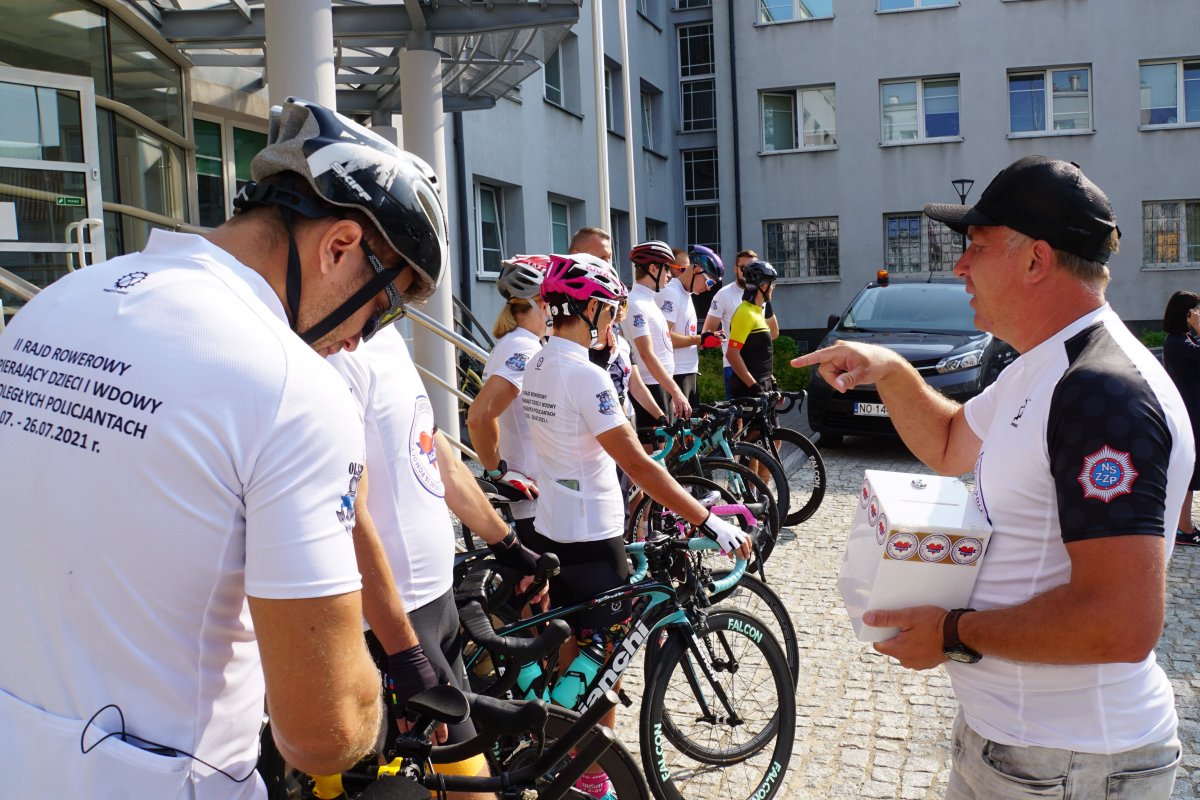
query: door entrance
[{"left": 0, "top": 67, "right": 105, "bottom": 322}]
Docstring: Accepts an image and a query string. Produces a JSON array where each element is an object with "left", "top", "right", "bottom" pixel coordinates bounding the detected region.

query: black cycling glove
[
  {"left": 489, "top": 529, "right": 540, "bottom": 575},
  {"left": 385, "top": 644, "right": 440, "bottom": 721}
]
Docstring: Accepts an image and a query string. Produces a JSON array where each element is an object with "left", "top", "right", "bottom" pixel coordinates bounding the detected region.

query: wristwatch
[
  {"left": 942, "top": 608, "right": 982, "bottom": 664},
  {"left": 484, "top": 459, "right": 507, "bottom": 480}
]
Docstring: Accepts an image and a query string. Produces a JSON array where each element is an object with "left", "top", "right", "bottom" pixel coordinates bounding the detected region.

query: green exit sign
[{"left": 55, "top": 196, "right": 84, "bottom": 207}]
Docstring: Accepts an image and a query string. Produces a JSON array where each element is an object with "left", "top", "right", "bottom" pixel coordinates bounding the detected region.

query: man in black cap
[{"left": 794, "top": 156, "right": 1189, "bottom": 798}]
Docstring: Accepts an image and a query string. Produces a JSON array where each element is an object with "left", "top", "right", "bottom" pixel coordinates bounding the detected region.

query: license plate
[{"left": 854, "top": 402, "right": 889, "bottom": 417}]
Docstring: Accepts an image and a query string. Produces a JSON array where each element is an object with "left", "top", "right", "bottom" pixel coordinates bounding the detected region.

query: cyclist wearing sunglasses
[
  {"left": 657, "top": 244, "right": 724, "bottom": 409},
  {"left": 0, "top": 98, "right": 446, "bottom": 798}
]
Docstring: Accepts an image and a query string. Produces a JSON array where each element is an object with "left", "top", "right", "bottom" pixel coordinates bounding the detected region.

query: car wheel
[{"left": 817, "top": 431, "right": 843, "bottom": 448}]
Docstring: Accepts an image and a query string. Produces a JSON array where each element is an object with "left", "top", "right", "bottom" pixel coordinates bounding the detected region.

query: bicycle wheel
[
  {"left": 696, "top": 458, "right": 781, "bottom": 562},
  {"left": 492, "top": 704, "right": 650, "bottom": 800},
  {"left": 724, "top": 440, "right": 791, "bottom": 528},
  {"left": 708, "top": 571, "right": 800, "bottom": 690},
  {"left": 639, "top": 610, "right": 794, "bottom": 800},
  {"left": 626, "top": 475, "right": 733, "bottom": 543},
  {"left": 770, "top": 428, "right": 826, "bottom": 527}
]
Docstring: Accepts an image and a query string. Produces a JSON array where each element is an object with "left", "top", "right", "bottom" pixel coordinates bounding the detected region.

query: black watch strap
[
  {"left": 485, "top": 459, "right": 507, "bottom": 479},
  {"left": 943, "top": 608, "right": 982, "bottom": 663}
]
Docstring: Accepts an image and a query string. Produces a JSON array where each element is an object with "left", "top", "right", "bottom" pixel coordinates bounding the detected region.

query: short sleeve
[
  {"left": 1047, "top": 368, "right": 1172, "bottom": 543},
  {"left": 622, "top": 304, "right": 650, "bottom": 341},
  {"left": 484, "top": 337, "right": 535, "bottom": 391},
  {"left": 728, "top": 305, "right": 751, "bottom": 348},
  {"left": 707, "top": 291, "right": 725, "bottom": 323},
  {"left": 328, "top": 349, "right": 372, "bottom": 425},
  {"left": 962, "top": 379, "right": 999, "bottom": 441},
  {"left": 658, "top": 287, "right": 684, "bottom": 331},
  {"left": 244, "top": 361, "right": 364, "bottom": 599},
  {"left": 572, "top": 362, "right": 630, "bottom": 438}
]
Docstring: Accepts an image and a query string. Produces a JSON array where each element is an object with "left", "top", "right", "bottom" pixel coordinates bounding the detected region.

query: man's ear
[
  {"left": 1026, "top": 239, "right": 1055, "bottom": 285},
  {"left": 316, "top": 219, "right": 365, "bottom": 276}
]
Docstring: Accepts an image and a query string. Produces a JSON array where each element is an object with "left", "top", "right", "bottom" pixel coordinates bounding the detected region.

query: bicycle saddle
[{"left": 405, "top": 685, "right": 470, "bottom": 725}]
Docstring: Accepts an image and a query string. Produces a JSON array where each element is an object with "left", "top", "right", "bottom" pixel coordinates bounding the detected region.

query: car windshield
[{"left": 839, "top": 282, "right": 978, "bottom": 334}]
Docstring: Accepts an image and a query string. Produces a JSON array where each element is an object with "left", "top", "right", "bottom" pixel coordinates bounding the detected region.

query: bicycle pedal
[{"left": 616, "top": 688, "right": 633, "bottom": 708}]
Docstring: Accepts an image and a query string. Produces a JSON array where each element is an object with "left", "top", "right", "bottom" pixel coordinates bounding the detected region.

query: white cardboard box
[{"left": 840, "top": 470, "right": 991, "bottom": 643}]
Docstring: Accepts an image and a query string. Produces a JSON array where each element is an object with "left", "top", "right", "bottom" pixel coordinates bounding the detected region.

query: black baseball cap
[{"left": 924, "top": 155, "right": 1120, "bottom": 264}]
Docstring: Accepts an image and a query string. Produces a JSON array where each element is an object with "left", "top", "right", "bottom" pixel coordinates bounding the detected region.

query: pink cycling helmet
[{"left": 541, "top": 253, "right": 627, "bottom": 304}]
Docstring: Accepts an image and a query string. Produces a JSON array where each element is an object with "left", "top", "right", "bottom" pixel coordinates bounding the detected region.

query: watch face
[{"left": 944, "top": 647, "right": 981, "bottom": 664}]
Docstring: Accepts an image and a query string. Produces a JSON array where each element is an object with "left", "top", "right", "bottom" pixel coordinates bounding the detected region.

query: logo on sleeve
[
  {"left": 504, "top": 352, "right": 528, "bottom": 372},
  {"left": 661, "top": 300, "right": 674, "bottom": 314},
  {"left": 1077, "top": 445, "right": 1138, "bottom": 503},
  {"left": 336, "top": 461, "right": 364, "bottom": 534},
  {"left": 633, "top": 314, "right": 645, "bottom": 328},
  {"left": 596, "top": 389, "right": 617, "bottom": 416},
  {"left": 409, "top": 395, "right": 445, "bottom": 498}
]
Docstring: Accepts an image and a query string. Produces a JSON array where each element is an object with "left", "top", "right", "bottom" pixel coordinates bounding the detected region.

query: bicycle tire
[
  {"left": 724, "top": 440, "right": 791, "bottom": 530},
  {"left": 694, "top": 457, "right": 781, "bottom": 561},
  {"left": 491, "top": 704, "right": 651, "bottom": 800},
  {"left": 708, "top": 571, "right": 800, "bottom": 690},
  {"left": 639, "top": 610, "right": 794, "bottom": 800},
  {"left": 769, "top": 428, "right": 826, "bottom": 526}
]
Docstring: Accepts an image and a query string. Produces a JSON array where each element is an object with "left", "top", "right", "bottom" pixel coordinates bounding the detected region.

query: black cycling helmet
[
  {"left": 234, "top": 98, "right": 448, "bottom": 345},
  {"left": 741, "top": 259, "right": 778, "bottom": 287}
]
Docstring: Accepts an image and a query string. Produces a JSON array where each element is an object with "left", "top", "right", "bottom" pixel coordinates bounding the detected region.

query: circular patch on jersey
[
  {"left": 919, "top": 534, "right": 951, "bottom": 563},
  {"left": 408, "top": 394, "right": 445, "bottom": 498},
  {"left": 886, "top": 532, "right": 918, "bottom": 560},
  {"left": 867, "top": 495, "right": 881, "bottom": 526},
  {"left": 875, "top": 514, "right": 888, "bottom": 546},
  {"left": 951, "top": 537, "right": 983, "bottom": 565},
  {"left": 859, "top": 480, "right": 871, "bottom": 509},
  {"left": 1077, "top": 445, "right": 1138, "bottom": 503}
]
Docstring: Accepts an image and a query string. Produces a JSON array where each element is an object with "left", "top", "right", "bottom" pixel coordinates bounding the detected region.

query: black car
[{"left": 806, "top": 273, "right": 1017, "bottom": 446}]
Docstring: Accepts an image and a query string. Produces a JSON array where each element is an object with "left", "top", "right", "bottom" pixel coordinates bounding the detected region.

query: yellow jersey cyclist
[{"left": 727, "top": 260, "right": 780, "bottom": 400}]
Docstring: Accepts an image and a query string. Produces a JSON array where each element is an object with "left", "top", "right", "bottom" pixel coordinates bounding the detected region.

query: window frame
[
  {"left": 1142, "top": 200, "right": 1200, "bottom": 269},
  {"left": 757, "top": 0, "right": 834, "bottom": 24},
  {"left": 1007, "top": 65, "right": 1094, "bottom": 137},
  {"left": 475, "top": 182, "right": 506, "bottom": 278},
  {"left": 876, "top": 0, "right": 957, "bottom": 12},
  {"left": 883, "top": 212, "right": 964, "bottom": 274},
  {"left": 760, "top": 86, "right": 837, "bottom": 152},
  {"left": 764, "top": 217, "right": 841, "bottom": 281},
  {"left": 880, "top": 76, "right": 961, "bottom": 145},
  {"left": 641, "top": 91, "right": 655, "bottom": 149},
  {"left": 544, "top": 47, "right": 564, "bottom": 107},
  {"left": 1139, "top": 58, "right": 1200, "bottom": 129},
  {"left": 549, "top": 198, "right": 571, "bottom": 253},
  {"left": 193, "top": 113, "right": 268, "bottom": 228},
  {"left": 678, "top": 23, "right": 717, "bottom": 132}
]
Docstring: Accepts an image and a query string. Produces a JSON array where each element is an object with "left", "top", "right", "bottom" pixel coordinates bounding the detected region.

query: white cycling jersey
[
  {"left": 622, "top": 283, "right": 674, "bottom": 385},
  {"left": 521, "top": 337, "right": 627, "bottom": 542},
  {"left": 480, "top": 327, "right": 542, "bottom": 520},
  {"left": 657, "top": 277, "right": 698, "bottom": 374},
  {"left": 0, "top": 231, "right": 362, "bottom": 800},
  {"left": 329, "top": 326, "right": 455, "bottom": 612},
  {"left": 706, "top": 281, "right": 744, "bottom": 368}
]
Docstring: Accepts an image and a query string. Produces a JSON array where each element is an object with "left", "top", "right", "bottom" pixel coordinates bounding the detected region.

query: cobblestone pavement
[{"left": 610, "top": 425, "right": 1200, "bottom": 799}]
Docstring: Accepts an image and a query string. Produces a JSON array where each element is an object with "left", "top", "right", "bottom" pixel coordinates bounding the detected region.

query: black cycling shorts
[
  {"left": 366, "top": 588, "right": 477, "bottom": 745},
  {"left": 523, "top": 529, "right": 631, "bottom": 644}
]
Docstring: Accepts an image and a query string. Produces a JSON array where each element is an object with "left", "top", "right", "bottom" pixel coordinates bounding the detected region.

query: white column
[
  {"left": 263, "top": 0, "right": 336, "bottom": 108},
  {"left": 590, "top": 0, "right": 610, "bottom": 227},
  {"left": 399, "top": 45, "right": 459, "bottom": 440},
  {"left": 617, "top": 0, "right": 637, "bottom": 242}
]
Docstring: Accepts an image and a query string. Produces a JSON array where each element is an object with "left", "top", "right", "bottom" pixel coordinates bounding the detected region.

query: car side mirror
[{"left": 826, "top": 314, "right": 839, "bottom": 331}]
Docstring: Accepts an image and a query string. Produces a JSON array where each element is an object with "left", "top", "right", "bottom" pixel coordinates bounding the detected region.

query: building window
[
  {"left": 758, "top": 0, "right": 833, "bottom": 23},
  {"left": 879, "top": 0, "right": 954, "bottom": 10},
  {"left": 1143, "top": 201, "right": 1200, "bottom": 267},
  {"left": 881, "top": 77, "right": 959, "bottom": 143},
  {"left": 641, "top": 91, "right": 655, "bottom": 149},
  {"left": 676, "top": 0, "right": 711, "bottom": 8},
  {"left": 1008, "top": 67, "right": 1092, "bottom": 134},
  {"left": 544, "top": 47, "right": 563, "bottom": 106},
  {"left": 604, "top": 67, "right": 615, "bottom": 131},
  {"left": 476, "top": 183, "right": 505, "bottom": 276},
  {"left": 884, "top": 213, "right": 963, "bottom": 273},
  {"left": 765, "top": 218, "right": 840, "bottom": 279},
  {"left": 679, "top": 23, "right": 716, "bottom": 132},
  {"left": 549, "top": 199, "right": 571, "bottom": 252},
  {"left": 1139, "top": 60, "right": 1200, "bottom": 127},
  {"left": 646, "top": 218, "right": 667, "bottom": 242},
  {"left": 683, "top": 147, "right": 719, "bottom": 252},
  {"left": 761, "top": 86, "right": 836, "bottom": 151},
  {"left": 194, "top": 118, "right": 267, "bottom": 229}
]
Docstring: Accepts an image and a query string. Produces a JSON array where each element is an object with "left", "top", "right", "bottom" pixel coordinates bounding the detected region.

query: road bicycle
[{"left": 456, "top": 517, "right": 796, "bottom": 800}]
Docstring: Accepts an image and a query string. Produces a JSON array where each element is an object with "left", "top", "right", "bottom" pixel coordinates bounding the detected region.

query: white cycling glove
[
  {"left": 485, "top": 460, "right": 539, "bottom": 500},
  {"left": 699, "top": 512, "right": 749, "bottom": 555}
]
